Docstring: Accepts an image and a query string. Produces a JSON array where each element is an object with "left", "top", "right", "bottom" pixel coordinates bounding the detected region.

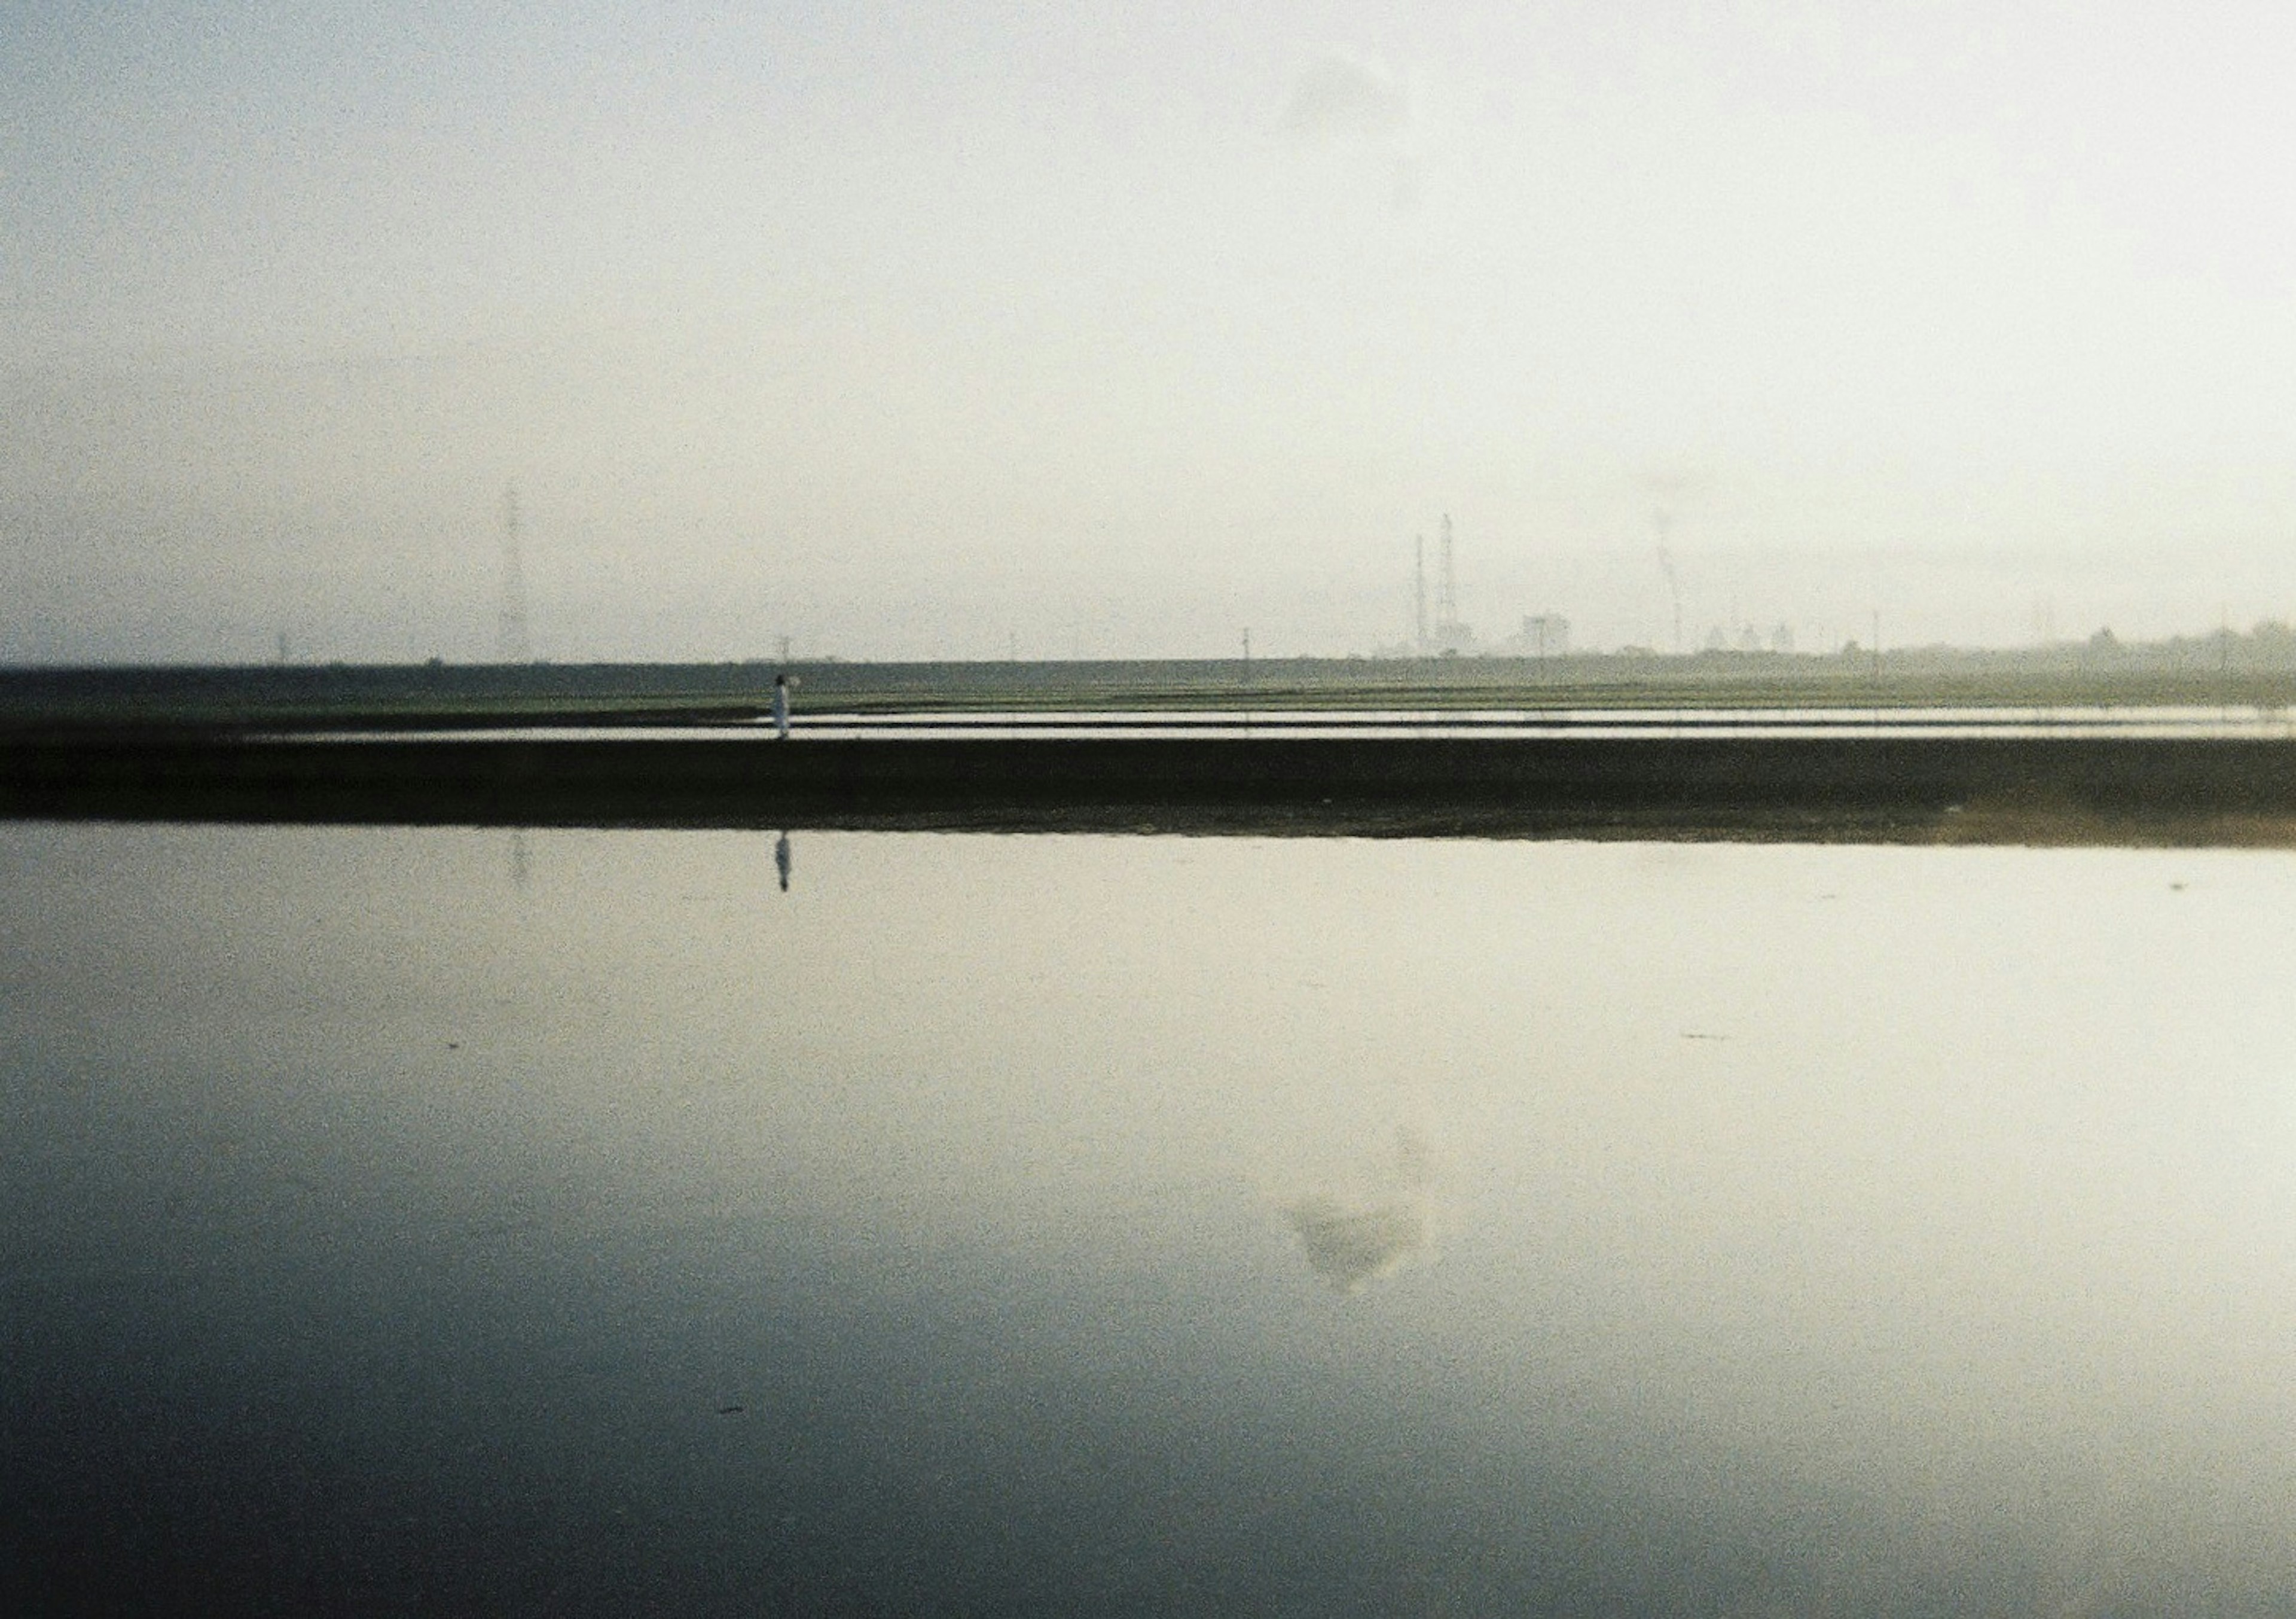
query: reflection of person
[
  {"left": 771, "top": 673, "right": 790, "bottom": 739},
  {"left": 774, "top": 831, "right": 792, "bottom": 892}
]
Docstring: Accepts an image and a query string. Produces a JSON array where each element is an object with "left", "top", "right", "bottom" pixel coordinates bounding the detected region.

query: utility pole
[{"left": 2221, "top": 603, "right": 2233, "bottom": 714}]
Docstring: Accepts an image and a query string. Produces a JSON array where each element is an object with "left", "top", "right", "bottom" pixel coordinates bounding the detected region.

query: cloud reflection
[
  {"left": 1283, "top": 1196, "right": 1425, "bottom": 1294},
  {"left": 1281, "top": 1126, "right": 1433, "bottom": 1294}
]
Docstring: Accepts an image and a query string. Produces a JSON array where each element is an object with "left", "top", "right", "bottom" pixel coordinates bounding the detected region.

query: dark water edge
[
  {"left": 12, "top": 733, "right": 2296, "bottom": 844},
  {"left": 0, "top": 1233, "right": 2053, "bottom": 1618},
  {"left": 0, "top": 1194, "right": 2100, "bottom": 1618}
]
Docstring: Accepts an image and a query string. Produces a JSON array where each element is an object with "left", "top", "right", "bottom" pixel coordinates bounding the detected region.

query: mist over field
[{"left": 8, "top": 2, "right": 2296, "bottom": 663}]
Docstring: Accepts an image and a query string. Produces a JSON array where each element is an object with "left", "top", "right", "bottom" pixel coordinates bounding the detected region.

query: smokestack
[{"left": 1653, "top": 510, "right": 1681, "bottom": 656}]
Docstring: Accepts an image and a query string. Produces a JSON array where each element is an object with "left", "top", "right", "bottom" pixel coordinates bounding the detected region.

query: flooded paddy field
[
  {"left": 8, "top": 824, "right": 2296, "bottom": 1613},
  {"left": 9, "top": 656, "right": 2296, "bottom": 732}
]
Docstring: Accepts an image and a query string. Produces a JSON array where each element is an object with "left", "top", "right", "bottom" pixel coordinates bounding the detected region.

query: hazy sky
[{"left": 7, "top": 1, "right": 2296, "bottom": 661}]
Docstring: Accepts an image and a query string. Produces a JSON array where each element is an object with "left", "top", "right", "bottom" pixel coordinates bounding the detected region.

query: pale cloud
[{"left": 1279, "top": 50, "right": 1407, "bottom": 143}]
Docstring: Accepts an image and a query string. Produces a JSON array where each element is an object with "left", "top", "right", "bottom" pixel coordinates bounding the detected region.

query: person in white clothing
[{"left": 771, "top": 673, "right": 790, "bottom": 739}]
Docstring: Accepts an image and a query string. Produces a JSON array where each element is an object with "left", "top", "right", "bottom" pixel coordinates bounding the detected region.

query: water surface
[{"left": 6, "top": 825, "right": 2296, "bottom": 1613}]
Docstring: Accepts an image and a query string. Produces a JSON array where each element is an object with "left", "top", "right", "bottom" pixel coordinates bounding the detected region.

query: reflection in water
[
  {"left": 508, "top": 827, "right": 530, "bottom": 891},
  {"left": 9, "top": 827, "right": 2296, "bottom": 1614},
  {"left": 1284, "top": 1198, "right": 1425, "bottom": 1293},
  {"left": 774, "top": 830, "right": 791, "bottom": 891},
  {"left": 1281, "top": 1127, "right": 1434, "bottom": 1293}
]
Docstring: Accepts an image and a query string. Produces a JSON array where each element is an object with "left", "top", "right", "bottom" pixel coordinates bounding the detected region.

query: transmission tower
[{"left": 498, "top": 483, "right": 531, "bottom": 663}]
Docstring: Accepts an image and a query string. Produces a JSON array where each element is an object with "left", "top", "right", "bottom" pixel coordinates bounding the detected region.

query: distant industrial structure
[
  {"left": 1389, "top": 515, "right": 1576, "bottom": 659},
  {"left": 1511, "top": 614, "right": 1570, "bottom": 657},
  {"left": 1706, "top": 621, "right": 1799, "bottom": 654},
  {"left": 1410, "top": 514, "right": 1475, "bottom": 655}
]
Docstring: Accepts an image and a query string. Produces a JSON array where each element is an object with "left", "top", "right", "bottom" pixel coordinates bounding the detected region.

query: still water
[{"left": 7, "top": 824, "right": 2296, "bottom": 1614}]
